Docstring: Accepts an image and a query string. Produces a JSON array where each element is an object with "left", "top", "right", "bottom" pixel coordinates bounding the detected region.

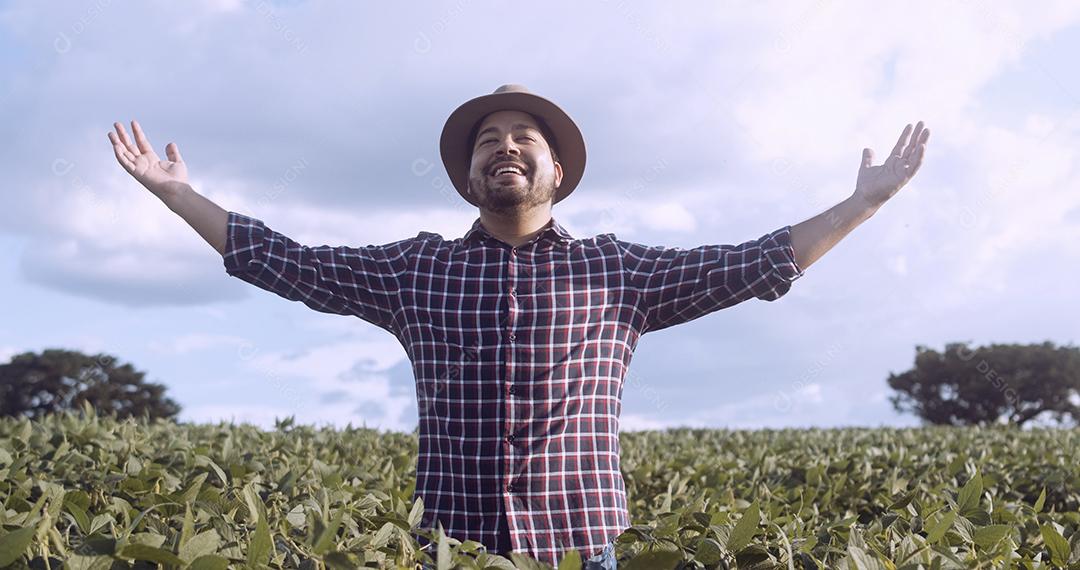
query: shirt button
[
  {"left": 509, "top": 287, "right": 516, "bottom": 297},
  {"left": 508, "top": 333, "right": 516, "bottom": 342},
  {"left": 506, "top": 433, "right": 515, "bottom": 444},
  {"left": 508, "top": 384, "right": 518, "bottom": 396}
]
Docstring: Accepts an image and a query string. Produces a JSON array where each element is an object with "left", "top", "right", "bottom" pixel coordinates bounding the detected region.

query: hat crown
[{"left": 493, "top": 83, "right": 530, "bottom": 95}]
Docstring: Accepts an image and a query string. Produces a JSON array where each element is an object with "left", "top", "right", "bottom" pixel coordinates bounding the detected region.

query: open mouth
[{"left": 489, "top": 163, "right": 528, "bottom": 180}]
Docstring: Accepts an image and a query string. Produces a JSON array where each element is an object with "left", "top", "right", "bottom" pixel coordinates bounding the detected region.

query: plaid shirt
[{"left": 222, "top": 211, "right": 804, "bottom": 564}]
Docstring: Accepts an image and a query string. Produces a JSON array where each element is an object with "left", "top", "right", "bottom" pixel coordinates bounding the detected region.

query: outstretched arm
[
  {"left": 109, "top": 119, "right": 416, "bottom": 331},
  {"left": 790, "top": 121, "right": 930, "bottom": 270}
]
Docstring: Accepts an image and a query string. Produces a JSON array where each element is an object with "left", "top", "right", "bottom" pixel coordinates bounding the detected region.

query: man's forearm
[
  {"left": 162, "top": 184, "right": 230, "bottom": 256},
  {"left": 789, "top": 195, "right": 879, "bottom": 271}
]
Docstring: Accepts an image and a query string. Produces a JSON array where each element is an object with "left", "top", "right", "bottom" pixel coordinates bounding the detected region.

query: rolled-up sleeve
[
  {"left": 223, "top": 211, "right": 417, "bottom": 331},
  {"left": 617, "top": 225, "right": 804, "bottom": 334}
]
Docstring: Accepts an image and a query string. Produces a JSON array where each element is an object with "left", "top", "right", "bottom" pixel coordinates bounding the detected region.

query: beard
[{"left": 467, "top": 166, "right": 558, "bottom": 214}]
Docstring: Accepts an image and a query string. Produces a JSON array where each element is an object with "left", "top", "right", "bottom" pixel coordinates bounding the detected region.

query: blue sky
[{"left": 1, "top": 0, "right": 1078, "bottom": 431}]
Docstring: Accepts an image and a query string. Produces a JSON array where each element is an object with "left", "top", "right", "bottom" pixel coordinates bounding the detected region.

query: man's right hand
[{"left": 108, "top": 120, "right": 190, "bottom": 202}]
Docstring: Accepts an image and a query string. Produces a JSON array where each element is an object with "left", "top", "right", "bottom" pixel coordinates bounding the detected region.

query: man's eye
[{"left": 477, "top": 136, "right": 534, "bottom": 146}]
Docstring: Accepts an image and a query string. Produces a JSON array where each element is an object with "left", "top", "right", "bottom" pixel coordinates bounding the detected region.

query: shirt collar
[{"left": 463, "top": 216, "right": 574, "bottom": 247}]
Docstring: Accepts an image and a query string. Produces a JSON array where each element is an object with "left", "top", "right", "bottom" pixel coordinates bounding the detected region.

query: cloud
[
  {"left": 4, "top": 0, "right": 1079, "bottom": 314},
  {"left": 2, "top": 0, "right": 1079, "bottom": 432},
  {"left": 664, "top": 380, "right": 906, "bottom": 430},
  {"left": 233, "top": 332, "right": 416, "bottom": 431}
]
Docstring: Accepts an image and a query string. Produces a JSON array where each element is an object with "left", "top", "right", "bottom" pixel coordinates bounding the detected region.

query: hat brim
[{"left": 440, "top": 91, "right": 586, "bottom": 208}]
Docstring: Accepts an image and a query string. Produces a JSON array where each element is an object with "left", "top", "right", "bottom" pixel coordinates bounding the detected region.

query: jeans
[{"left": 583, "top": 541, "right": 617, "bottom": 570}]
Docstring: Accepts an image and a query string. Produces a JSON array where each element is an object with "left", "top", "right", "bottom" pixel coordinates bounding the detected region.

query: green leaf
[
  {"left": 117, "top": 543, "right": 186, "bottom": 566},
  {"left": 962, "top": 508, "right": 992, "bottom": 526},
  {"left": 956, "top": 472, "right": 982, "bottom": 514},
  {"left": 195, "top": 454, "right": 229, "bottom": 488},
  {"left": 0, "top": 526, "right": 38, "bottom": 567},
  {"left": 276, "top": 468, "right": 299, "bottom": 494},
  {"left": 437, "top": 526, "right": 451, "bottom": 570},
  {"left": 887, "top": 490, "right": 916, "bottom": 511},
  {"left": 65, "top": 501, "right": 91, "bottom": 535},
  {"left": 971, "top": 524, "right": 1011, "bottom": 550},
  {"left": 179, "top": 502, "right": 195, "bottom": 550},
  {"left": 14, "top": 418, "right": 32, "bottom": 443},
  {"left": 312, "top": 509, "right": 345, "bottom": 555},
  {"left": 847, "top": 545, "right": 885, "bottom": 570},
  {"left": 64, "top": 554, "right": 114, "bottom": 570},
  {"left": 88, "top": 514, "right": 114, "bottom": 537},
  {"left": 245, "top": 510, "right": 272, "bottom": 568},
  {"left": 557, "top": 548, "right": 582, "bottom": 570},
  {"left": 371, "top": 521, "right": 395, "bottom": 549},
  {"left": 926, "top": 510, "right": 956, "bottom": 544},
  {"left": 128, "top": 532, "right": 166, "bottom": 549},
  {"left": 180, "top": 529, "right": 221, "bottom": 563},
  {"left": 188, "top": 554, "right": 231, "bottom": 570},
  {"left": 1040, "top": 524, "right": 1071, "bottom": 566},
  {"left": 284, "top": 504, "right": 306, "bottom": 529},
  {"left": 242, "top": 483, "right": 264, "bottom": 526},
  {"left": 76, "top": 534, "right": 117, "bottom": 556},
  {"left": 181, "top": 472, "right": 209, "bottom": 503},
  {"left": 408, "top": 496, "right": 425, "bottom": 529},
  {"left": 945, "top": 455, "right": 965, "bottom": 477},
  {"left": 694, "top": 537, "right": 723, "bottom": 565},
  {"left": 1033, "top": 487, "right": 1047, "bottom": 513},
  {"left": 727, "top": 500, "right": 761, "bottom": 553}
]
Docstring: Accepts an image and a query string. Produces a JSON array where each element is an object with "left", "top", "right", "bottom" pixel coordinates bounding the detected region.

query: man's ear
[{"left": 553, "top": 161, "right": 564, "bottom": 189}]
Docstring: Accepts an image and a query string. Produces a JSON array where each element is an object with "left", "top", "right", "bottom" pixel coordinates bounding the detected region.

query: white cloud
[
  {"left": 640, "top": 202, "right": 697, "bottom": 233},
  {"left": 675, "top": 378, "right": 893, "bottom": 430},
  {"left": 239, "top": 332, "right": 415, "bottom": 431},
  {"left": 2, "top": 0, "right": 1078, "bottom": 431}
]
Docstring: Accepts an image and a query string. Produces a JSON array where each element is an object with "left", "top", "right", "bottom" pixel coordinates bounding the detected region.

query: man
[{"left": 108, "top": 84, "right": 929, "bottom": 567}]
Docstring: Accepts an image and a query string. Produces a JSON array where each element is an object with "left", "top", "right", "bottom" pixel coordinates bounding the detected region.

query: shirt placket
[{"left": 502, "top": 244, "right": 528, "bottom": 552}]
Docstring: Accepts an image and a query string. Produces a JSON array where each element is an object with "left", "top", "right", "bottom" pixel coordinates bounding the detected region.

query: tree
[
  {"left": 887, "top": 341, "right": 1080, "bottom": 427},
  {"left": 0, "top": 348, "right": 181, "bottom": 421}
]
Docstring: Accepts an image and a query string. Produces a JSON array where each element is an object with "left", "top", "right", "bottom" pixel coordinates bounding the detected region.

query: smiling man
[{"left": 108, "top": 84, "right": 928, "bottom": 568}]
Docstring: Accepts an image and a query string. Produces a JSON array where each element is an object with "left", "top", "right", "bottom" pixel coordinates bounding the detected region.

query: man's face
[{"left": 466, "top": 110, "right": 563, "bottom": 214}]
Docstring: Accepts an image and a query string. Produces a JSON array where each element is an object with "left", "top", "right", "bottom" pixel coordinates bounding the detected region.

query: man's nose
[{"left": 494, "top": 135, "right": 521, "bottom": 155}]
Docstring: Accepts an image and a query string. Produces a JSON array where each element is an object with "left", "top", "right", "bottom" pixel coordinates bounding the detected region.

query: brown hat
[{"left": 439, "top": 84, "right": 587, "bottom": 208}]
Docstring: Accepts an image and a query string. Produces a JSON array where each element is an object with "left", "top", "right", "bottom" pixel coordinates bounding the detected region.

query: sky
[{"left": 1, "top": 0, "right": 1078, "bottom": 432}]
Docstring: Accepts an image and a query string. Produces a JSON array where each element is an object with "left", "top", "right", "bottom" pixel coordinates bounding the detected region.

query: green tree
[
  {"left": 888, "top": 341, "right": 1080, "bottom": 427},
  {"left": 0, "top": 348, "right": 180, "bottom": 420}
]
